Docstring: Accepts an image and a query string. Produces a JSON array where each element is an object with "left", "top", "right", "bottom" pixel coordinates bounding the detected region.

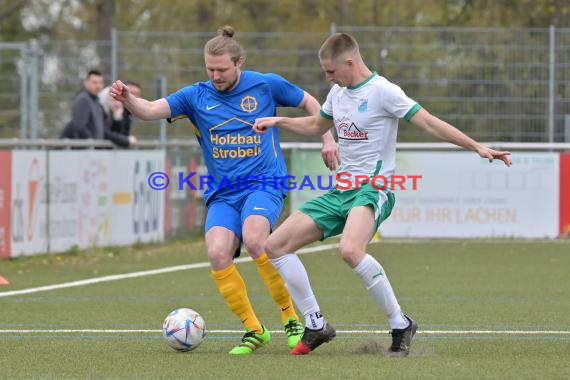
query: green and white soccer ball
[{"left": 162, "top": 308, "right": 206, "bottom": 351}]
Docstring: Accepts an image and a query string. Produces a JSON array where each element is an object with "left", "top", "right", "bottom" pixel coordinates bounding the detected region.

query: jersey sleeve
[
  {"left": 165, "top": 84, "right": 197, "bottom": 122},
  {"left": 382, "top": 83, "right": 421, "bottom": 121},
  {"left": 320, "top": 88, "right": 335, "bottom": 120},
  {"left": 263, "top": 73, "right": 305, "bottom": 107}
]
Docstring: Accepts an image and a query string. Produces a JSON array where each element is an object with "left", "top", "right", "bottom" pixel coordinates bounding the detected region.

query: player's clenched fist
[
  {"left": 109, "top": 80, "right": 131, "bottom": 103},
  {"left": 253, "top": 117, "right": 282, "bottom": 133}
]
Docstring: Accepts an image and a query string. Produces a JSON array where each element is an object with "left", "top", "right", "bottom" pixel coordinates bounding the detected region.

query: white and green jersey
[{"left": 320, "top": 72, "right": 421, "bottom": 189}]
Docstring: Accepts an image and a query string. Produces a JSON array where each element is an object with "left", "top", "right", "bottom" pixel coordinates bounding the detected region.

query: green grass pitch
[{"left": 1, "top": 238, "right": 569, "bottom": 379}]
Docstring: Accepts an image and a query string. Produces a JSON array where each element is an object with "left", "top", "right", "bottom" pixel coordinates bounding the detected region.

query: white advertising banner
[
  {"left": 11, "top": 150, "right": 48, "bottom": 256},
  {"left": 108, "top": 151, "right": 165, "bottom": 245},
  {"left": 48, "top": 151, "right": 113, "bottom": 252},
  {"left": 380, "top": 152, "right": 559, "bottom": 238},
  {"left": 8, "top": 150, "right": 165, "bottom": 257}
]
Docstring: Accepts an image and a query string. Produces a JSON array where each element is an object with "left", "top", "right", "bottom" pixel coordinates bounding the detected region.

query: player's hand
[
  {"left": 253, "top": 117, "right": 282, "bottom": 133},
  {"left": 477, "top": 146, "right": 512, "bottom": 167},
  {"left": 321, "top": 138, "right": 340, "bottom": 171},
  {"left": 109, "top": 80, "right": 131, "bottom": 103}
]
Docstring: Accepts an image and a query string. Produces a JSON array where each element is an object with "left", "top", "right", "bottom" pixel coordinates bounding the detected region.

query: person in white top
[{"left": 253, "top": 33, "right": 512, "bottom": 356}]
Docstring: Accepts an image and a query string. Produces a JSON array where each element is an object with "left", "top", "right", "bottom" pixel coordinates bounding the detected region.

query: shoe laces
[
  {"left": 239, "top": 328, "right": 265, "bottom": 347},
  {"left": 284, "top": 320, "right": 303, "bottom": 336},
  {"left": 241, "top": 330, "right": 257, "bottom": 341},
  {"left": 242, "top": 327, "right": 265, "bottom": 340}
]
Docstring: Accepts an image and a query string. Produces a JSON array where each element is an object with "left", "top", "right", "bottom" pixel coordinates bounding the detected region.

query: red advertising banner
[
  {"left": 0, "top": 151, "right": 12, "bottom": 257},
  {"left": 560, "top": 153, "right": 570, "bottom": 236}
]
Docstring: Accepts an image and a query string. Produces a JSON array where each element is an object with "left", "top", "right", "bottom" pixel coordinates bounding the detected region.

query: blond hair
[
  {"left": 204, "top": 25, "right": 245, "bottom": 63},
  {"left": 318, "top": 33, "right": 360, "bottom": 60}
]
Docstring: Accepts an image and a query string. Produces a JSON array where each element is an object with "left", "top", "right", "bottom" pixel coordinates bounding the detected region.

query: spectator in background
[
  {"left": 60, "top": 70, "right": 105, "bottom": 140},
  {"left": 60, "top": 70, "right": 136, "bottom": 148}
]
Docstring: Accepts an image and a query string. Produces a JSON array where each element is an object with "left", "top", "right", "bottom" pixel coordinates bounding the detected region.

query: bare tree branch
[{"left": 0, "top": 0, "right": 29, "bottom": 22}]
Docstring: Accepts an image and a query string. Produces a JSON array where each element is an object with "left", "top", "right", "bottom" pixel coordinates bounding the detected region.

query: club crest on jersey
[
  {"left": 358, "top": 98, "right": 368, "bottom": 113},
  {"left": 338, "top": 121, "right": 368, "bottom": 140},
  {"left": 241, "top": 96, "right": 258, "bottom": 113}
]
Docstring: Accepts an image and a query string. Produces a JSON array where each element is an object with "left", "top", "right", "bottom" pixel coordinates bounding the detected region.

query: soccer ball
[{"left": 162, "top": 308, "right": 206, "bottom": 352}]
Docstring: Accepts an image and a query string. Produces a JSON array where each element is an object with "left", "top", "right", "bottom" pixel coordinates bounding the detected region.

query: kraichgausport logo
[{"left": 147, "top": 172, "right": 422, "bottom": 191}]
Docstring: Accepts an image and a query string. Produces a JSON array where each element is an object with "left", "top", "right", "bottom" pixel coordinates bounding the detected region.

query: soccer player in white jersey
[{"left": 253, "top": 33, "right": 512, "bottom": 356}]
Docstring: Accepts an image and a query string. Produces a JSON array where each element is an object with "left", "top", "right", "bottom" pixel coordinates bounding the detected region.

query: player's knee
[
  {"left": 243, "top": 235, "right": 265, "bottom": 258},
  {"left": 207, "top": 243, "right": 233, "bottom": 269},
  {"left": 264, "top": 235, "right": 285, "bottom": 259},
  {"left": 339, "top": 242, "right": 363, "bottom": 268}
]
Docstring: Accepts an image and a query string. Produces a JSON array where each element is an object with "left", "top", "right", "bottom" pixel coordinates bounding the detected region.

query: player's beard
[{"left": 214, "top": 75, "right": 239, "bottom": 92}]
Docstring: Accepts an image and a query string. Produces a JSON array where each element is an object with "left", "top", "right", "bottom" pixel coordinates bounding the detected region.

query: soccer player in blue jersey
[{"left": 110, "top": 26, "right": 339, "bottom": 355}]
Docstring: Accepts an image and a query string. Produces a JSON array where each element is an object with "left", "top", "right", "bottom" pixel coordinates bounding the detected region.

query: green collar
[{"left": 348, "top": 71, "right": 377, "bottom": 90}]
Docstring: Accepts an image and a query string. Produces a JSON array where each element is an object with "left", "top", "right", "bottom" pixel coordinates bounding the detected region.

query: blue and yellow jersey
[{"left": 166, "top": 71, "right": 304, "bottom": 204}]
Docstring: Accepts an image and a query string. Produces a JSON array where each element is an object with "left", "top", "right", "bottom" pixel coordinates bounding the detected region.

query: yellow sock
[
  {"left": 211, "top": 264, "right": 263, "bottom": 333},
  {"left": 255, "top": 253, "right": 299, "bottom": 325}
]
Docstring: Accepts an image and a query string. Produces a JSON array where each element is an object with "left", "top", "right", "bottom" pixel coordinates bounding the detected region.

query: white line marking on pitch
[
  {"left": 0, "top": 329, "right": 568, "bottom": 335},
  {"left": 0, "top": 242, "right": 344, "bottom": 299}
]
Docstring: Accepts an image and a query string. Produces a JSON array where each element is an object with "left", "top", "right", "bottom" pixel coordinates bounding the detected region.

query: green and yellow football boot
[
  {"left": 228, "top": 326, "right": 271, "bottom": 355},
  {"left": 284, "top": 317, "right": 304, "bottom": 349}
]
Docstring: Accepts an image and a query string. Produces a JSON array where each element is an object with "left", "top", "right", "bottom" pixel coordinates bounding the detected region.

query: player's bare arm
[
  {"left": 254, "top": 113, "right": 333, "bottom": 137},
  {"left": 297, "top": 91, "right": 321, "bottom": 115},
  {"left": 298, "top": 91, "right": 340, "bottom": 170},
  {"left": 110, "top": 80, "right": 171, "bottom": 121},
  {"left": 410, "top": 108, "right": 512, "bottom": 167}
]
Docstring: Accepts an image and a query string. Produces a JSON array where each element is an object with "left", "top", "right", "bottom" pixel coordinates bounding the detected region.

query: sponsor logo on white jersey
[{"left": 338, "top": 121, "right": 368, "bottom": 140}]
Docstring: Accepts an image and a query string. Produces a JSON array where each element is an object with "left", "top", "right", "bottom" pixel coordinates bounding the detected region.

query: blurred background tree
[{"left": 2, "top": 0, "right": 570, "bottom": 42}]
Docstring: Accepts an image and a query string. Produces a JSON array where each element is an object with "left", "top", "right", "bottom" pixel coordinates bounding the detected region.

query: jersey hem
[
  {"left": 320, "top": 108, "right": 333, "bottom": 120},
  {"left": 404, "top": 103, "right": 422, "bottom": 122}
]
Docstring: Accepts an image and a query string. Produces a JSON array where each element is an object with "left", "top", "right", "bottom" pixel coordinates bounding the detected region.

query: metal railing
[
  {"left": 2, "top": 26, "right": 570, "bottom": 142},
  {"left": 1, "top": 138, "right": 569, "bottom": 152}
]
